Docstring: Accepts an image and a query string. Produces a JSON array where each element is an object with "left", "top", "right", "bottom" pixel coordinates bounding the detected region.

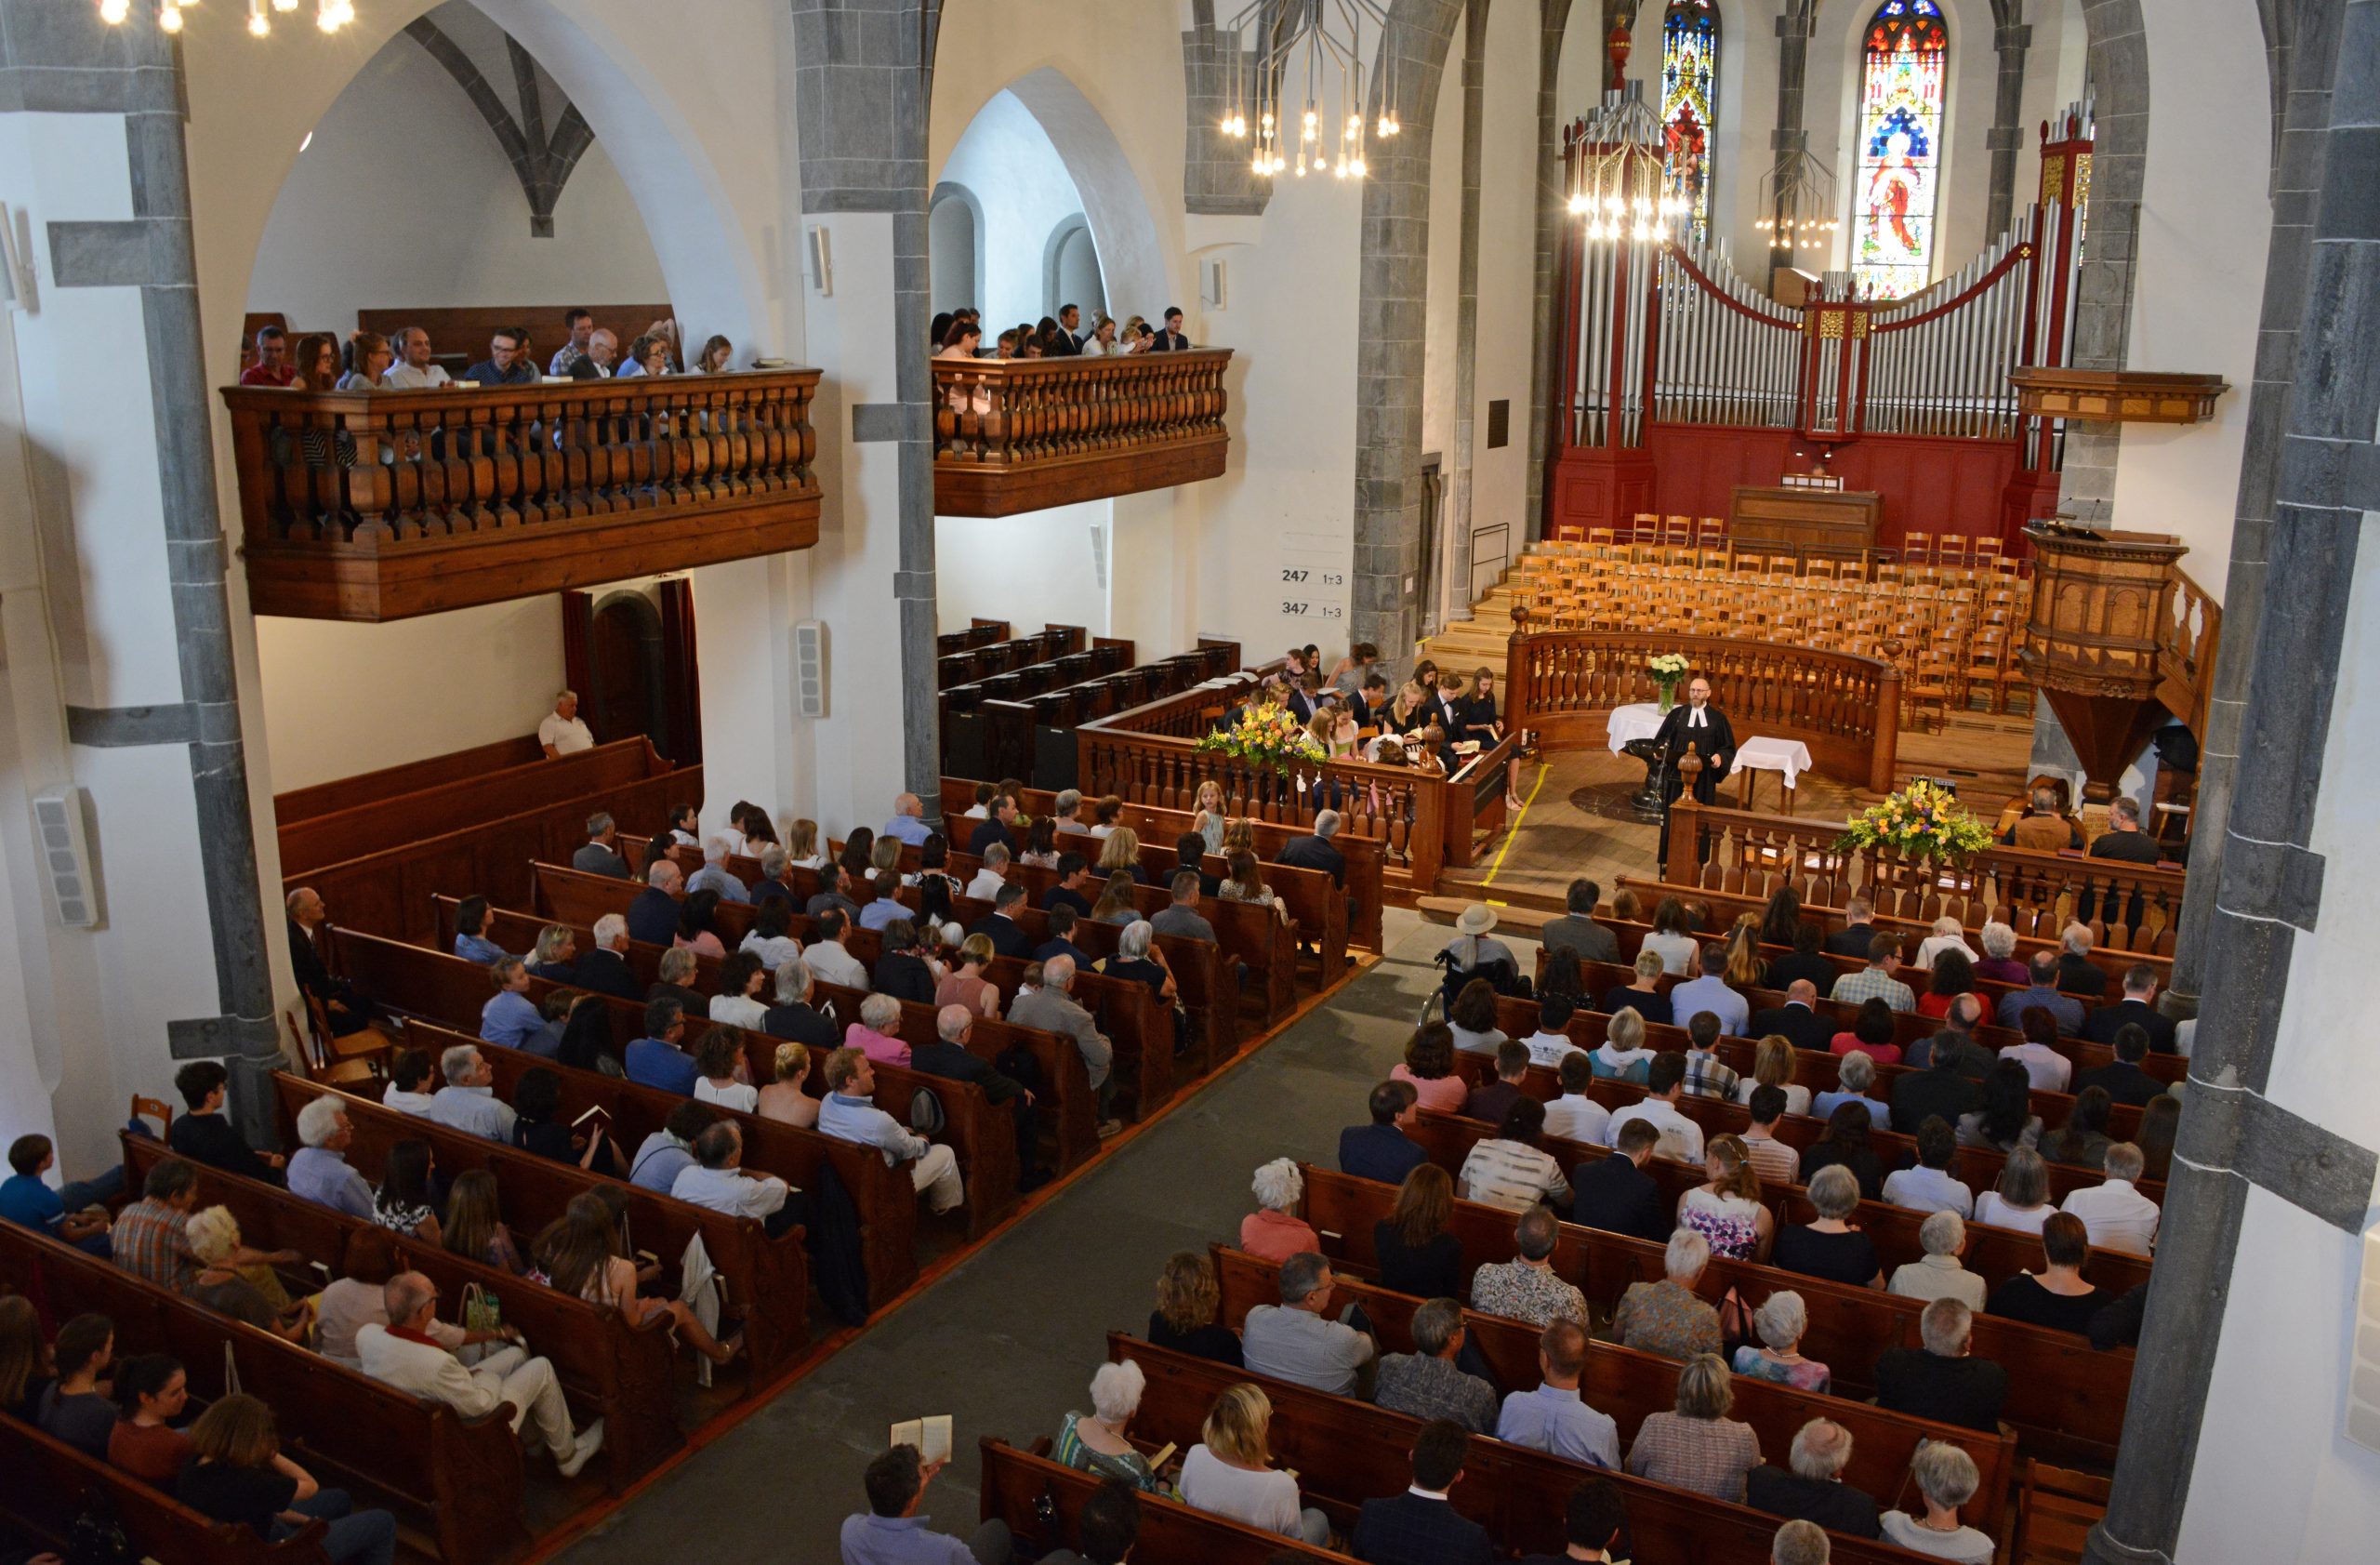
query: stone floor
[{"left": 557, "top": 909, "right": 1461, "bottom": 1563}]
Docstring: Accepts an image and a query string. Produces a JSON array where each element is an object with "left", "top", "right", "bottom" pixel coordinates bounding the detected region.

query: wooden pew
[
  {"left": 268, "top": 1071, "right": 816, "bottom": 1374},
  {"left": 977, "top": 1438, "right": 1340, "bottom": 1564},
  {"left": 0, "top": 1221, "right": 529, "bottom": 1565},
  {"left": 119, "top": 1134, "right": 685, "bottom": 1487},
  {"left": 1391, "top": 1117, "right": 2154, "bottom": 1295},
  {"left": 0, "top": 1410, "right": 330, "bottom": 1564},
  {"left": 938, "top": 776, "right": 1387, "bottom": 954},
  {"left": 1203, "top": 1247, "right": 2017, "bottom": 1531},
  {"left": 1111, "top": 1333, "right": 1938, "bottom": 1564},
  {"left": 274, "top": 736, "right": 549, "bottom": 826},
  {"left": 1295, "top": 1165, "right": 2139, "bottom": 1462}
]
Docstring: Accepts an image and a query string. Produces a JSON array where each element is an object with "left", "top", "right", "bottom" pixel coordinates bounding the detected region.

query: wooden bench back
[
  {"left": 0, "top": 1407, "right": 331, "bottom": 1564},
  {"left": 274, "top": 736, "right": 549, "bottom": 826},
  {"left": 977, "top": 1439, "right": 1342, "bottom": 1564}
]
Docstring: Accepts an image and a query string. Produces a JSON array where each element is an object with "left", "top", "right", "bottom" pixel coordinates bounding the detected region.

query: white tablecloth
[
  {"left": 1606, "top": 702, "right": 1664, "bottom": 752},
  {"left": 1736, "top": 736, "right": 1815, "bottom": 789}
]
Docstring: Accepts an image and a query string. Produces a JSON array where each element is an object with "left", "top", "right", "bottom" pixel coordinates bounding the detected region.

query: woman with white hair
[
  {"left": 1879, "top": 1440, "right": 1996, "bottom": 1562},
  {"left": 1811, "top": 1048, "right": 1891, "bottom": 1131},
  {"left": 1730, "top": 1290, "right": 1831, "bottom": 1391},
  {"left": 1053, "top": 1359, "right": 1170, "bottom": 1492},
  {"left": 1239, "top": 1159, "right": 1318, "bottom": 1262},
  {"left": 186, "top": 1207, "right": 308, "bottom": 1343},
  {"left": 1972, "top": 921, "right": 2029, "bottom": 985},
  {"left": 1888, "top": 1211, "right": 1989, "bottom": 1309},
  {"left": 1912, "top": 916, "right": 1977, "bottom": 972}
]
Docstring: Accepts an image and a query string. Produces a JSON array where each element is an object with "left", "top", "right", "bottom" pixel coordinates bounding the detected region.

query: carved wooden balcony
[
  {"left": 221, "top": 369, "right": 822, "bottom": 621},
  {"left": 932, "top": 350, "right": 1232, "bottom": 517}
]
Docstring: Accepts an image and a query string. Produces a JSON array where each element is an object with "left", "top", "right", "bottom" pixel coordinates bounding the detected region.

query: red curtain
[
  {"left": 560, "top": 590, "right": 597, "bottom": 737},
  {"left": 657, "top": 577, "right": 703, "bottom": 765}
]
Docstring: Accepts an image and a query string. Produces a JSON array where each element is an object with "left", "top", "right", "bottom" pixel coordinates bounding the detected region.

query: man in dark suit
[
  {"left": 1046, "top": 303, "right": 1085, "bottom": 355},
  {"left": 967, "top": 883, "right": 1035, "bottom": 959},
  {"left": 1889, "top": 1048, "right": 1984, "bottom": 1134},
  {"left": 1824, "top": 895, "right": 1882, "bottom": 959},
  {"left": 1765, "top": 924, "right": 1839, "bottom": 993},
  {"left": 1350, "top": 1420, "right": 1492, "bottom": 1565},
  {"left": 1568, "top": 1118, "right": 1667, "bottom": 1241},
  {"left": 1745, "top": 1417, "right": 1883, "bottom": 1538},
  {"left": 761, "top": 958, "right": 841, "bottom": 1051},
  {"left": 1873, "top": 1300, "right": 2007, "bottom": 1432},
  {"left": 626, "top": 860, "right": 683, "bottom": 947},
  {"left": 2088, "top": 796, "right": 2165, "bottom": 862},
  {"left": 1340, "top": 1082, "right": 1427, "bottom": 1186},
  {"left": 1279, "top": 812, "right": 1349, "bottom": 886},
  {"left": 2054, "top": 924, "right": 2113, "bottom": 999},
  {"left": 1032, "top": 906, "right": 1095, "bottom": 971},
  {"left": 1171, "top": 833, "right": 1223, "bottom": 898},
  {"left": 915, "top": 1004, "right": 1048, "bottom": 1191},
  {"left": 1516, "top": 1479, "right": 1627, "bottom": 1565},
  {"left": 573, "top": 812, "right": 632, "bottom": 879},
  {"left": 2073, "top": 1024, "right": 2162, "bottom": 1107},
  {"left": 1145, "top": 306, "right": 1191, "bottom": 351},
  {"left": 1540, "top": 878, "right": 1619, "bottom": 966},
  {"left": 285, "top": 886, "right": 384, "bottom": 1035},
  {"left": 2082, "top": 964, "right": 2178, "bottom": 1053},
  {"left": 967, "top": 794, "right": 1019, "bottom": 857},
  {"left": 1041, "top": 854, "right": 1096, "bottom": 916},
  {"left": 1905, "top": 994, "right": 1993, "bottom": 1079},
  {"left": 1750, "top": 980, "right": 1835, "bottom": 1054},
  {"left": 570, "top": 918, "right": 644, "bottom": 1001},
  {"left": 1650, "top": 676, "right": 1735, "bottom": 805}
]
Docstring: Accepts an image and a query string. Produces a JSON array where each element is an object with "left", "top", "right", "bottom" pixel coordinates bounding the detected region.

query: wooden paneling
[
  {"left": 1645, "top": 423, "right": 2023, "bottom": 552},
  {"left": 932, "top": 350, "right": 1233, "bottom": 517}
]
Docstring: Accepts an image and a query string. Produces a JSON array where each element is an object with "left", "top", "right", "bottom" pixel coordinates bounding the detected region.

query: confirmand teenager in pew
[{"left": 1351, "top": 1418, "right": 1494, "bottom": 1565}]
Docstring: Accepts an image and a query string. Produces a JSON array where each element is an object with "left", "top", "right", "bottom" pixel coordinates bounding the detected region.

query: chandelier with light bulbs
[
  {"left": 98, "top": 0, "right": 357, "bottom": 38},
  {"left": 1564, "top": 83, "right": 1690, "bottom": 244},
  {"left": 1754, "top": 147, "right": 1840, "bottom": 253},
  {"left": 1216, "top": 0, "right": 1401, "bottom": 183}
]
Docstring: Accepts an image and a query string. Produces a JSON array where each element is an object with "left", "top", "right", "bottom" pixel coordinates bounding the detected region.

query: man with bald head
[
  {"left": 358, "top": 1270, "right": 604, "bottom": 1478},
  {"left": 286, "top": 886, "right": 385, "bottom": 1035},
  {"left": 1008, "top": 953, "right": 1117, "bottom": 1138},
  {"left": 565, "top": 327, "right": 618, "bottom": 379},
  {"left": 912, "top": 1004, "right": 1046, "bottom": 1191},
  {"left": 882, "top": 791, "right": 933, "bottom": 848},
  {"left": 1751, "top": 979, "right": 1835, "bottom": 1054}
]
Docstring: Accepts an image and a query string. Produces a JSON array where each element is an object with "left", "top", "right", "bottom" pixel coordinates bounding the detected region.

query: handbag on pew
[
  {"left": 462, "top": 1280, "right": 503, "bottom": 1336},
  {"left": 1716, "top": 1283, "right": 1757, "bottom": 1359}
]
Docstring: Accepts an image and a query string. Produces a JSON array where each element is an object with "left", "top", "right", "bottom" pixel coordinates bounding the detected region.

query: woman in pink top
[
  {"left": 1389, "top": 1023, "right": 1469, "bottom": 1114},
  {"left": 845, "top": 993, "right": 914, "bottom": 1068},
  {"left": 1239, "top": 1159, "right": 1319, "bottom": 1262},
  {"left": 934, "top": 934, "right": 1002, "bottom": 1018},
  {"left": 675, "top": 889, "right": 727, "bottom": 959}
]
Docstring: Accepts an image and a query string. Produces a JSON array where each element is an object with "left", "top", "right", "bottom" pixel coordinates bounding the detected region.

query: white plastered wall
[
  {"left": 1468, "top": 0, "right": 1540, "bottom": 574},
  {"left": 934, "top": 506, "right": 1116, "bottom": 640},
  {"left": 934, "top": 89, "right": 1090, "bottom": 331}
]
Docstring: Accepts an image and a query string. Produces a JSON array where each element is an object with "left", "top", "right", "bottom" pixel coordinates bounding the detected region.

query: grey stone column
[
  {"left": 7, "top": 8, "right": 282, "bottom": 1140},
  {"left": 1349, "top": 0, "right": 1466, "bottom": 663},
  {"left": 1521, "top": 0, "right": 1577, "bottom": 543},
  {"left": 2167, "top": 0, "right": 2340, "bottom": 1008},
  {"left": 1183, "top": 1, "right": 1270, "bottom": 217},
  {"left": 789, "top": 0, "right": 943, "bottom": 802},
  {"left": 2085, "top": 3, "right": 2380, "bottom": 1561},
  {"left": 2053, "top": 0, "right": 2151, "bottom": 521},
  {"left": 1445, "top": 0, "right": 1489, "bottom": 620},
  {"left": 1983, "top": 5, "right": 2031, "bottom": 237}
]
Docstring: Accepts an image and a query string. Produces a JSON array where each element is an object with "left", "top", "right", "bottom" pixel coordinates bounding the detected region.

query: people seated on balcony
[
  {"left": 460, "top": 326, "right": 537, "bottom": 387},
  {"left": 936, "top": 319, "right": 983, "bottom": 360},
  {"left": 337, "top": 332, "right": 392, "bottom": 391},
  {"left": 620, "top": 332, "right": 674, "bottom": 379},
  {"left": 1148, "top": 307, "right": 1191, "bottom": 351},
  {"left": 380, "top": 325, "right": 451, "bottom": 389},
  {"left": 240, "top": 324, "right": 297, "bottom": 386},
  {"left": 694, "top": 334, "right": 734, "bottom": 373},
  {"left": 1079, "top": 313, "right": 1121, "bottom": 355}
]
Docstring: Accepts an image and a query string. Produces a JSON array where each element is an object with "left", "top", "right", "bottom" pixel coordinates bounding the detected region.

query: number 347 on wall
[{"left": 1281, "top": 603, "right": 1344, "bottom": 618}]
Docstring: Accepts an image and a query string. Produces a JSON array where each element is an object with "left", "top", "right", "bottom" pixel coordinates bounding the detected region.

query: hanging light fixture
[
  {"left": 99, "top": 0, "right": 356, "bottom": 36},
  {"left": 1565, "top": 82, "right": 1688, "bottom": 245},
  {"left": 1217, "top": 0, "right": 1399, "bottom": 185},
  {"left": 1753, "top": 147, "right": 1841, "bottom": 255}
]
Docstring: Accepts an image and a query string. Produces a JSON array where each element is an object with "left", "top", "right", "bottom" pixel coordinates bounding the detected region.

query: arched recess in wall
[
  {"left": 930, "top": 182, "right": 987, "bottom": 315},
  {"left": 1043, "top": 215, "right": 1107, "bottom": 321},
  {"left": 998, "top": 67, "right": 1169, "bottom": 323}
]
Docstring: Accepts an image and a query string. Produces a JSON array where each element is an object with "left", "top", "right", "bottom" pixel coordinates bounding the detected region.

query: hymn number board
[{"left": 1276, "top": 531, "right": 1349, "bottom": 627}]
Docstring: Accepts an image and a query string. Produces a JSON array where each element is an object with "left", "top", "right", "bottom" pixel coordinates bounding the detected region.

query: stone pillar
[
  {"left": 1521, "top": 0, "right": 1577, "bottom": 544},
  {"left": 1183, "top": 2, "right": 1270, "bottom": 217},
  {"left": 2053, "top": 0, "right": 2151, "bottom": 521},
  {"left": 2165, "top": 0, "right": 2336, "bottom": 1009},
  {"left": 1445, "top": 0, "right": 1490, "bottom": 621},
  {"left": 787, "top": 0, "right": 942, "bottom": 813},
  {"left": 1983, "top": 7, "right": 2032, "bottom": 237},
  {"left": 1, "top": 6, "right": 281, "bottom": 1148},
  {"left": 1350, "top": 0, "right": 1466, "bottom": 665},
  {"left": 2085, "top": 2, "right": 2380, "bottom": 1560}
]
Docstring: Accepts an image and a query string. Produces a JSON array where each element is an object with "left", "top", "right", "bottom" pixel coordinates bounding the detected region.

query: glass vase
[{"left": 1655, "top": 676, "right": 1679, "bottom": 714}]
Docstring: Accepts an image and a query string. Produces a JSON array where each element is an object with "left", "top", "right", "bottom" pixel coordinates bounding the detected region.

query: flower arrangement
[
  {"left": 1197, "top": 703, "right": 1329, "bottom": 774},
  {"left": 1648, "top": 651, "right": 1691, "bottom": 712},
  {"left": 1834, "top": 778, "right": 1996, "bottom": 863}
]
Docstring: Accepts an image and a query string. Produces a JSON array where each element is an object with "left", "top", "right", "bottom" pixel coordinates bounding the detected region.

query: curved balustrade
[
  {"left": 220, "top": 370, "right": 822, "bottom": 620},
  {"left": 1505, "top": 623, "right": 1899, "bottom": 793},
  {"left": 932, "top": 350, "right": 1232, "bottom": 516}
]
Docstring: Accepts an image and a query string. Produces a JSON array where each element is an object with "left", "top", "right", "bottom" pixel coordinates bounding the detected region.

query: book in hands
[
  {"left": 889, "top": 1414, "right": 953, "bottom": 1465},
  {"left": 572, "top": 1104, "right": 611, "bottom": 1131}
]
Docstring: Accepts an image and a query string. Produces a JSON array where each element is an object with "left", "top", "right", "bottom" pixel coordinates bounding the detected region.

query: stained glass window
[
  {"left": 1851, "top": 0, "right": 1948, "bottom": 299},
  {"left": 1660, "top": 0, "right": 1720, "bottom": 244}
]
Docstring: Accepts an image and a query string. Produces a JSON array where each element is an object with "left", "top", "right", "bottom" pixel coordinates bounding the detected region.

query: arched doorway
[
  {"left": 931, "top": 182, "right": 985, "bottom": 314},
  {"left": 589, "top": 591, "right": 666, "bottom": 750},
  {"left": 1045, "top": 216, "right": 1106, "bottom": 320}
]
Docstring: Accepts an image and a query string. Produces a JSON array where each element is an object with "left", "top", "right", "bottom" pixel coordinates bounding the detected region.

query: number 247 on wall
[{"left": 1280, "top": 570, "right": 1346, "bottom": 586}]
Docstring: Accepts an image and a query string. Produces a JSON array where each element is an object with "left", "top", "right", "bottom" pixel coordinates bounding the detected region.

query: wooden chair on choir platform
[
  {"left": 1587, "top": 525, "right": 1618, "bottom": 549},
  {"left": 1695, "top": 515, "right": 1726, "bottom": 548},
  {"left": 1661, "top": 513, "right": 1694, "bottom": 548},
  {"left": 1903, "top": 529, "right": 1935, "bottom": 565},
  {"left": 1937, "top": 533, "right": 1972, "bottom": 567}
]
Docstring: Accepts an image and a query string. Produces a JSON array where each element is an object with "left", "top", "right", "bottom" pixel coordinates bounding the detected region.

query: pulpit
[{"left": 2016, "top": 524, "right": 2191, "bottom": 804}]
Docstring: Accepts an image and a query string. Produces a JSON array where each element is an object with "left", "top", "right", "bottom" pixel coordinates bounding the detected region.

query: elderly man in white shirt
[
  {"left": 669, "top": 1121, "right": 800, "bottom": 1236},
  {"left": 357, "top": 1272, "right": 604, "bottom": 1477},
  {"left": 816, "top": 1048, "right": 963, "bottom": 1214},
  {"left": 2058, "top": 1142, "right": 2161, "bottom": 1254},
  {"left": 423, "top": 1044, "right": 518, "bottom": 1142},
  {"left": 965, "top": 842, "right": 1012, "bottom": 902},
  {"left": 538, "top": 690, "right": 595, "bottom": 757}
]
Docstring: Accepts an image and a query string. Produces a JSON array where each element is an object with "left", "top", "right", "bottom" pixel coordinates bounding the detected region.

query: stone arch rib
[{"left": 403, "top": 15, "right": 595, "bottom": 237}]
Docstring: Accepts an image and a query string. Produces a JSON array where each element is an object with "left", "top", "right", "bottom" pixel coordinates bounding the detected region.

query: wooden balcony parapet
[
  {"left": 219, "top": 369, "right": 823, "bottom": 621},
  {"left": 932, "top": 350, "right": 1232, "bottom": 517}
]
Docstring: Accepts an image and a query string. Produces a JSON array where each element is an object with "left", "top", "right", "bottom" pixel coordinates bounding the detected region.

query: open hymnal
[
  {"left": 572, "top": 1104, "right": 611, "bottom": 1132},
  {"left": 889, "top": 1414, "right": 953, "bottom": 1465}
]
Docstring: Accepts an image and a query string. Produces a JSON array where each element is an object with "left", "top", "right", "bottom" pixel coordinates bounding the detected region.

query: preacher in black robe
[{"left": 1651, "top": 679, "right": 1736, "bottom": 805}]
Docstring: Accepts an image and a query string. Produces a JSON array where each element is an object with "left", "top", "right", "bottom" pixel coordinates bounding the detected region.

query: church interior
[{"left": 0, "top": 0, "right": 2375, "bottom": 1561}]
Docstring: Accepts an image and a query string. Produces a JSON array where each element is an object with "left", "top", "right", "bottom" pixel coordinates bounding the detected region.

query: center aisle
[{"left": 559, "top": 911, "right": 1474, "bottom": 1562}]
